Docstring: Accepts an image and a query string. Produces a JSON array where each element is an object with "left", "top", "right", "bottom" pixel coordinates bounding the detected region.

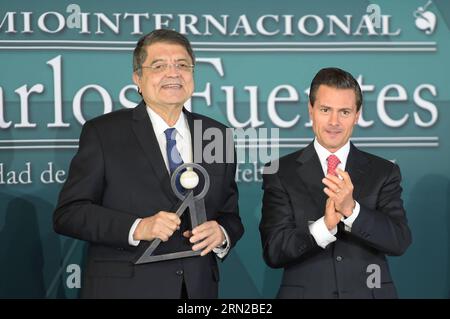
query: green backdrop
[{"left": 0, "top": 0, "right": 449, "bottom": 298}]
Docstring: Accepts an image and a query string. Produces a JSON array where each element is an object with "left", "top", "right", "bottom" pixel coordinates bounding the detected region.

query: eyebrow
[
  {"left": 150, "top": 58, "right": 191, "bottom": 65},
  {"left": 320, "top": 105, "right": 354, "bottom": 111}
]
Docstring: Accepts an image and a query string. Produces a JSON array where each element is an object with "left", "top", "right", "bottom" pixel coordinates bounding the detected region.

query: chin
[
  {"left": 162, "top": 98, "right": 187, "bottom": 105},
  {"left": 323, "top": 141, "right": 341, "bottom": 150}
]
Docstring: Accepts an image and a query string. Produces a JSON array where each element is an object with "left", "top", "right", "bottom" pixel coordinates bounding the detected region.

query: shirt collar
[
  {"left": 146, "top": 106, "right": 188, "bottom": 139},
  {"left": 314, "top": 138, "right": 351, "bottom": 170}
]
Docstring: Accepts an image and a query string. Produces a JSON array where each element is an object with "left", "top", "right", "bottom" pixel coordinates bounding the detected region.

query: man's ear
[
  {"left": 133, "top": 72, "right": 142, "bottom": 94},
  {"left": 132, "top": 72, "right": 140, "bottom": 86},
  {"left": 308, "top": 102, "right": 313, "bottom": 120},
  {"left": 355, "top": 109, "right": 361, "bottom": 125}
]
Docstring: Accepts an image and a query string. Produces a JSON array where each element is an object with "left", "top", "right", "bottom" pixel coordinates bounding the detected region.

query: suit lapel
[
  {"left": 184, "top": 109, "right": 215, "bottom": 193},
  {"left": 184, "top": 108, "right": 198, "bottom": 163},
  {"left": 131, "top": 101, "right": 176, "bottom": 203},
  {"left": 345, "top": 143, "right": 369, "bottom": 200},
  {"left": 295, "top": 143, "right": 328, "bottom": 217}
]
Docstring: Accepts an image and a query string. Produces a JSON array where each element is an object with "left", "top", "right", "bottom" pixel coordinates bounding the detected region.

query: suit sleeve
[
  {"left": 350, "top": 164, "right": 412, "bottom": 256},
  {"left": 259, "top": 166, "right": 318, "bottom": 268},
  {"left": 53, "top": 121, "right": 137, "bottom": 248},
  {"left": 215, "top": 130, "right": 244, "bottom": 252}
]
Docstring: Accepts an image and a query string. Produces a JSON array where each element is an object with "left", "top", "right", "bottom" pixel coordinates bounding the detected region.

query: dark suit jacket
[
  {"left": 259, "top": 142, "right": 411, "bottom": 299},
  {"left": 54, "top": 101, "right": 244, "bottom": 298}
]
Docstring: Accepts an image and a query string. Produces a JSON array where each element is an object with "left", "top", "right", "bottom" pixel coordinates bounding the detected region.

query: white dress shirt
[
  {"left": 308, "top": 139, "right": 360, "bottom": 248},
  {"left": 128, "top": 106, "right": 230, "bottom": 258}
]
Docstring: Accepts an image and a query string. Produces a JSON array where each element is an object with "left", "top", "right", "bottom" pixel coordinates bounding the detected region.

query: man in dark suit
[
  {"left": 259, "top": 67, "right": 412, "bottom": 299},
  {"left": 54, "top": 29, "right": 244, "bottom": 298}
]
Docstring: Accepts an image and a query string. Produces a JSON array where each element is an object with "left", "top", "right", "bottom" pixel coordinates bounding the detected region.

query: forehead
[
  {"left": 314, "top": 85, "right": 357, "bottom": 109},
  {"left": 144, "top": 42, "right": 191, "bottom": 61}
]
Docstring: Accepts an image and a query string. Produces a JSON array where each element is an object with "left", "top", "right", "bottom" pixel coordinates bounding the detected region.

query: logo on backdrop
[{"left": 414, "top": 0, "right": 437, "bottom": 35}]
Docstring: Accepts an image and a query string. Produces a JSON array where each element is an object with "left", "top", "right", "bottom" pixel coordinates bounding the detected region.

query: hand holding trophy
[{"left": 135, "top": 163, "right": 209, "bottom": 264}]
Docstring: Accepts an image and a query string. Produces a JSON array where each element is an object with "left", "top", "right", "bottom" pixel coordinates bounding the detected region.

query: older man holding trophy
[{"left": 54, "top": 29, "right": 244, "bottom": 299}]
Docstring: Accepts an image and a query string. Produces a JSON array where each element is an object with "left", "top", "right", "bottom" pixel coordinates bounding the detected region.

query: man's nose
[
  {"left": 329, "top": 111, "right": 339, "bottom": 125},
  {"left": 165, "top": 64, "right": 181, "bottom": 76}
]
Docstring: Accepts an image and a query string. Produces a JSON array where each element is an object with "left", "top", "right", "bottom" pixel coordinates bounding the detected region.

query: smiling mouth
[
  {"left": 162, "top": 84, "right": 182, "bottom": 89},
  {"left": 326, "top": 130, "right": 342, "bottom": 136}
]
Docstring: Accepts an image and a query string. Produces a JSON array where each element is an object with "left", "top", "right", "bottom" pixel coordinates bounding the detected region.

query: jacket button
[
  {"left": 336, "top": 256, "right": 343, "bottom": 262},
  {"left": 176, "top": 270, "right": 184, "bottom": 276}
]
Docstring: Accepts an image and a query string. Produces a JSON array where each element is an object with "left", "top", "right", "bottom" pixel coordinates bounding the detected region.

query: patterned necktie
[
  {"left": 327, "top": 154, "right": 341, "bottom": 176},
  {"left": 164, "top": 128, "right": 185, "bottom": 193}
]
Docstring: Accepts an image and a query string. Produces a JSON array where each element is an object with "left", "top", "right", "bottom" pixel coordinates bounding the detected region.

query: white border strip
[
  {"left": 0, "top": 136, "right": 439, "bottom": 143},
  {"left": 237, "top": 143, "right": 439, "bottom": 148},
  {"left": 0, "top": 40, "right": 437, "bottom": 52},
  {"left": 0, "top": 139, "right": 79, "bottom": 143},
  {"left": 0, "top": 40, "right": 436, "bottom": 46},
  {"left": 0, "top": 146, "right": 79, "bottom": 149},
  {"left": 195, "top": 48, "right": 436, "bottom": 52},
  {"left": 0, "top": 136, "right": 439, "bottom": 150},
  {"left": 236, "top": 137, "right": 439, "bottom": 142},
  {"left": 0, "top": 46, "right": 436, "bottom": 52},
  {"left": 0, "top": 143, "right": 438, "bottom": 150}
]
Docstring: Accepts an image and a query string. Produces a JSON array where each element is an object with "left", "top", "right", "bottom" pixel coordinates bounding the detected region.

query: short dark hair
[
  {"left": 133, "top": 29, "right": 195, "bottom": 76},
  {"left": 309, "top": 67, "right": 362, "bottom": 112}
]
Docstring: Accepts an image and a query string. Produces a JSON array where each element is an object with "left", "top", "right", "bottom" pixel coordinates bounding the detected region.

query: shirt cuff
[
  {"left": 341, "top": 201, "right": 360, "bottom": 232},
  {"left": 308, "top": 216, "right": 337, "bottom": 249},
  {"left": 128, "top": 218, "right": 142, "bottom": 246},
  {"left": 212, "top": 225, "right": 231, "bottom": 259}
]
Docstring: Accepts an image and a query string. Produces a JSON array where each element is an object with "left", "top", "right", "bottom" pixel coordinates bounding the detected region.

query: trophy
[{"left": 134, "top": 163, "right": 209, "bottom": 264}]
